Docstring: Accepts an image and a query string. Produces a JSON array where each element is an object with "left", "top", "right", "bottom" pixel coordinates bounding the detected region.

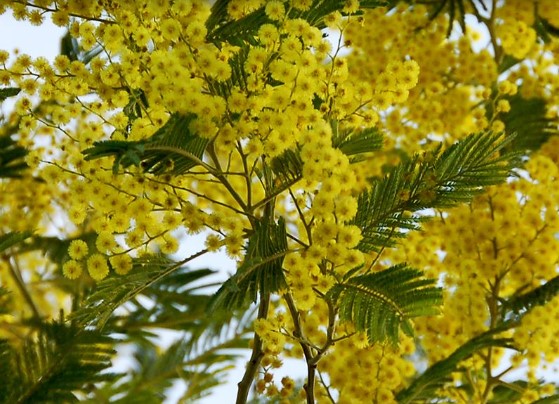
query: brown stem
[
  {"left": 236, "top": 292, "right": 270, "bottom": 404},
  {"left": 284, "top": 293, "right": 317, "bottom": 404}
]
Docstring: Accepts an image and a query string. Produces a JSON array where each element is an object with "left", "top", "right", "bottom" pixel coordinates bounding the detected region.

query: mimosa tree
[{"left": 1, "top": 0, "right": 559, "bottom": 403}]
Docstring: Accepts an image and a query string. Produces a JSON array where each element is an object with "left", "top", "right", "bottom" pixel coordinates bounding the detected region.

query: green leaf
[
  {"left": 396, "top": 327, "right": 514, "bottom": 403},
  {"left": 1, "top": 321, "right": 115, "bottom": 403},
  {"left": 71, "top": 255, "right": 210, "bottom": 329},
  {"left": 497, "top": 91, "right": 558, "bottom": 152},
  {"left": 334, "top": 126, "right": 384, "bottom": 160},
  {"left": 422, "top": 0, "right": 477, "bottom": 36},
  {"left": 108, "top": 266, "right": 220, "bottom": 332},
  {"left": 534, "top": 14, "right": 559, "bottom": 44},
  {"left": 353, "top": 132, "right": 520, "bottom": 252},
  {"left": 206, "top": 0, "right": 388, "bottom": 46},
  {"left": 328, "top": 264, "right": 442, "bottom": 344},
  {"left": 0, "top": 231, "right": 32, "bottom": 253},
  {"left": 209, "top": 217, "right": 288, "bottom": 311},
  {"left": 60, "top": 30, "right": 101, "bottom": 64},
  {"left": 0, "top": 133, "right": 29, "bottom": 178},
  {"left": 501, "top": 275, "right": 559, "bottom": 319},
  {"left": 82, "top": 113, "right": 209, "bottom": 175},
  {"left": 0, "top": 87, "right": 21, "bottom": 102}
]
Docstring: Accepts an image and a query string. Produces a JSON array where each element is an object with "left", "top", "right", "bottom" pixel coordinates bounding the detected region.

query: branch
[
  {"left": 284, "top": 292, "right": 317, "bottom": 404},
  {"left": 236, "top": 292, "right": 270, "bottom": 404}
]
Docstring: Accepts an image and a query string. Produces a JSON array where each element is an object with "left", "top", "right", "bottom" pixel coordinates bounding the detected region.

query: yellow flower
[
  {"left": 265, "top": 1, "right": 285, "bottom": 21},
  {"left": 160, "top": 18, "right": 181, "bottom": 42},
  {"left": 68, "top": 239, "right": 89, "bottom": 260},
  {"left": 87, "top": 254, "right": 110, "bottom": 281},
  {"left": 110, "top": 254, "right": 133, "bottom": 275},
  {"left": 63, "top": 260, "right": 83, "bottom": 279}
]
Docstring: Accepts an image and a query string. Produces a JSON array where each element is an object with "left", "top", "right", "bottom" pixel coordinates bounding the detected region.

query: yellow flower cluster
[
  {"left": 344, "top": 4, "right": 498, "bottom": 153},
  {"left": 319, "top": 333, "right": 415, "bottom": 403},
  {"left": 2, "top": 0, "right": 559, "bottom": 401},
  {"left": 514, "top": 295, "right": 559, "bottom": 371}
]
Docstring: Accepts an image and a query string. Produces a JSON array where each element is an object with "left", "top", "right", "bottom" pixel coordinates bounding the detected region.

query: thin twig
[{"left": 3, "top": 255, "right": 41, "bottom": 320}]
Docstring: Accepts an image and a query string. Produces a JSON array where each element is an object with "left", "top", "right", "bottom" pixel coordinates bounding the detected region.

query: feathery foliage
[
  {"left": 209, "top": 217, "right": 288, "bottom": 311},
  {"left": 0, "top": 133, "right": 28, "bottom": 178},
  {"left": 0, "top": 321, "right": 115, "bottom": 403},
  {"left": 396, "top": 328, "right": 514, "bottom": 403},
  {"left": 0, "top": 87, "right": 21, "bottom": 102},
  {"left": 328, "top": 264, "right": 442, "bottom": 343},
  {"left": 71, "top": 254, "right": 208, "bottom": 329},
  {"left": 492, "top": 92, "right": 559, "bottom": 152},
  {"left": 501, "top": 275, "right": 559, "bottom": 318},
  {"left": 82, "top": 113, "right": 209, "bottom": 175},
  {"left": 0, "top": 231, "right": 33, "bottom": 253},
  {"left": 353, "top": 132, "right": 520, "bottom": 252}
]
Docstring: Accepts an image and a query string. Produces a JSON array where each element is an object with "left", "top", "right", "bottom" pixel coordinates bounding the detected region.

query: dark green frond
[
  {"left": 0, "top": 286, "right": 11, "bottom": 314},
  {"left": 1, "top": 322, "right": 115, "bottom": 403},
  {"left": 414, "top": 0, "right": 489, "bottom": 37},
  {"left": 496, "top": 91, "right": 558, "bottom": 152},
  {"left": 0, "top": 87, "right": 21, "bottom": 102},
  {"left": 269, "top": 148, "right": 304, "bottom": 193},
  {"left": 71, "top": 255, "right": 198, "bottom": 329},
  {"left": 209, "top": 217, "right": 288, "bottom": 311},
  {"left": 534, "top": 13, "right": 559, "bottom": 44},
  {"left": 206, "top": 3, "right": 267, "bottom": 46},
  {"left": 333, "top": 125, "right": 384, "bottom": 161},
  {"left": 501, "top": 275, "right": 559, "bottom": 319},
  {"left": 353, "top": 132, "right": 520, "bottom": 252},
  {"left": 88, "top": 331, "right": 248, "bottom": 404},
  {"left": 396, "top": 328, "right": 514, "bottom": 403},
  {"left": 60, "top": 31, "right": 102, "bottom": 64},
  {"left": 140, "top": 113, "right": 209, "bottom": 175},
  {"left": 328, "top": 264, "right": 442, "bottom": 344},
  {"left": 206, "top": 0, "right": 388, "bottom": 46},
  {"left": 0, "top": 134, "right": 28, "bottom": 178},
  {"left": 0, "top": 231, "right": 33, "bottom": 253},
  {"left": 108, "top": 266, "right": 219, "bottom": 332},
  {"left": 82, "top": 113, "right": 209, "bottom": 175},
  {"left": 293, "top": 0, "right": 388, "bottom": 29}
]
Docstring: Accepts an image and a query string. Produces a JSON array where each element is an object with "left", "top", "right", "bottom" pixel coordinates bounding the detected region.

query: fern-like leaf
[
  {"left": 353, "top": 132, "right": 520, "bottom": 252},
  {"left": 209, "top": 217, "right": 288, "bottom": 311},
  {"left": 0, "top": 133, "right": 29, "bottom": 178},
  {"left": 206, "top": 0, "right": 388, "bottom": 46},
  {"left": 495, "top": 91, "right": 558, "bottom": 152},
  {"left": 501, "top": 275, "right": 559, "bottom": 319},
  {"left": 1, "top": 321, "right": 115, "bottom": 403},
  {"left": 82, "top": 113, "right": 209, "bottom": 175},
  {"left": 396, "top": 327, "right": 514, "bottom": 403},
  {"left": 405, "top": 0, "right": 488, "bottom": 36},
  {"left": 333, "top": 125, "right": 384, "bottom": 161},
  {"left": 71, "top": 254, "right": 209, "bottom": 329},
  {"left": 328, "top": 264, "right": 442, "bottom": 344}
]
